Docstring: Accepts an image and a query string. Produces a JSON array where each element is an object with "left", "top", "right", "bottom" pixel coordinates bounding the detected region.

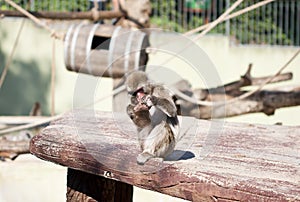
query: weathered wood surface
[
  {"left": 0, "top": 138, "right": 30, "bottom": 159},
  {"left": 30, "top": 110, "right": 300, "bottom": 201},
  {"left": 0, "top": 129, "right": 39, "bottom": 160}
]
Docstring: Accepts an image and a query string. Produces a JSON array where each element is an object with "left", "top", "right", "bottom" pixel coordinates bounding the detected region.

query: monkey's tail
[{"left": 167, "top": 116, "right": 180, "bottom": 141}]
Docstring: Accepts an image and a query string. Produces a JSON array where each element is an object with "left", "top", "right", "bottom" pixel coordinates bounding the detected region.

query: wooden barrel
[{"left": 64, "top": 23, "right": 149, "bottom": 78}]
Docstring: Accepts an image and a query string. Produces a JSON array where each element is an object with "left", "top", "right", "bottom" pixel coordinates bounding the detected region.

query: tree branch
[
  {"left": 0, "top": 138, "right": 30, "bottom": 160},
  {"left": 174, "top": 65, "right": 299, "bottom": 119},
  {"left": 198, "top": 64, "right": 293, "bottom": 95}
]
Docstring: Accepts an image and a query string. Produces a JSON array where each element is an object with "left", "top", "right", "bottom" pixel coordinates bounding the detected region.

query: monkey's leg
[
  {"left": 137, "top": 152, "right": 154, "bottom": 165},
  {"left": 139, "top": 121, "right": 175, "bottom": 165}
]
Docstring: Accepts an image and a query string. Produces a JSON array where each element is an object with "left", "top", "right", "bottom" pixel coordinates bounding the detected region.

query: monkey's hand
[
  {"left": 126, "top": 104, "right": 135, "bottom": 120},
  {"left": 142, "top": 95, "right": 176, "bottom": 117},
  {"left": 127, "top": 103, "right": 148, "bottom": 119},
  {"left": 127, "top": 103, "right": 151, "bottom": 132},
  {"left": 141, "top": 95, "right": 155, "bottom": 108},
  {"left": 134, "top": 103, "right": 149, "bottom": 111}
]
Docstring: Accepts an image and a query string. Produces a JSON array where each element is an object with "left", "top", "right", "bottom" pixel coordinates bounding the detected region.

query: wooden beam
[
  {"left": 0, "top": 138, "right": 29, "bottom": 154},
  {"left": 0, "top": 126, "right": 43, "bottom": 160},
  {"left": 172, "top": 67, "right": 299, "bottom": 119},
  {"left": 0, "top": 10, "right": 124, "bottom": 20},
  {"left": 197, "top": 86, "right": 300, "bottom": 119},
  {"left": 0, "top": 138, "right": 30, "bottom": 160},
  {"left": 30, "top": 110, "right": 300, "bottom": 201}
]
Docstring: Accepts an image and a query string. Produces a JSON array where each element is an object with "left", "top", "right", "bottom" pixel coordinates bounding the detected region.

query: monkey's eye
[{"left": 130, "top": 88, "right": 144, "bottom": 96}]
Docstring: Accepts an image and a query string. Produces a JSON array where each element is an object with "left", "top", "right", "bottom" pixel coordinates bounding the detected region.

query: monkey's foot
[{"left": 137, "top": 152, "right": 153, "bottom": 165}]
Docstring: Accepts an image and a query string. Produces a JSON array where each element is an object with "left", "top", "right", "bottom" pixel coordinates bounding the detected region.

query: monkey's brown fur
[{"left": 126, "top": 71, "right": 179, "bottom": 165}]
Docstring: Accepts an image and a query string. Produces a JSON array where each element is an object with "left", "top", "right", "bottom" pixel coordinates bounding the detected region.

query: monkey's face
[
  {"left": 135, "top": 88, "right": 146, "bottom": 102},
  {"left": 129, "top": 87, "right": 145, "bottom": 105}
]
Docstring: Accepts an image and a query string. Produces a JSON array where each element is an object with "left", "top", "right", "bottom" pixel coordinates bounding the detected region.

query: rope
[
  {"left": 148, "top": 0, "right": 290, "bottom": 107},
  {"left": 184, "top": 0, "right": 275, "bottom": 36},
  {"left": 0, "top": 114, "right": 62, "bottom": 135},
  {"left": 93, "top": 0, "right": 99, "bottom": 10},
  {"left": 158, "top": 0, "right": 244, "bottom": 66},
  {"left": 4, "top": 0, "right": 64, "bottom": 40},
  {"left": 0, "top": 19, "right": 25, "bottom": 90},
  {"left": 0, "top": 84, "right": 126, "bottom": 136},
  {"left": 222, "top": 49, "right": 300, "bottom": 106},
  {"left": 148, "top": 0, "right": 275, "bottom": 55},
  {"left": 91, "top": 0, "right": 100, "bottom": 21},
  {"left": 172, "top": 48, "right": 300, "bottom": 107},
  {"left": 50, "top": 39, "right": 56, "bottom": 116},
  {"left": 192, "top": 0, "right": 244, "bottom": 39}
]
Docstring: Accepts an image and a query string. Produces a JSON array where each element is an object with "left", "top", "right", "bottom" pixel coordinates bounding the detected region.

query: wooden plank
[{"left": 30, "top": 110, "right": 300, "bottom": 201}]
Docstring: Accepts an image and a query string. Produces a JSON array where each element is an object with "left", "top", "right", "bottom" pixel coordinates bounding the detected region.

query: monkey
[{"left": 125, "top": 71, "right": 179, "bottom": 165}]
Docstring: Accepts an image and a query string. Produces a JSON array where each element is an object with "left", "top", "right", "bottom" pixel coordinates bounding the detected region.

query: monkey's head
[{"left": 125, "top": 71, "right": 149, "bottom": 101}]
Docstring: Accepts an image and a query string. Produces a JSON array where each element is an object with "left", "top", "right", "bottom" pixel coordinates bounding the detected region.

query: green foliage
[
  {"left": 150, "top": 0, "right": 294, "bottom": 46},
  {"left": 0, "top": 0, "right": 90, "bottom": 12},
  {"left": 151, "top": 16, "right": 183, "bottom": 32},
  {"left": 150, "top": 0, "right": 182, "bottom": 32},
  {"left": 231, "top": 2, "right": 292, "bottom": 45},
  {"left": 150, "top": 0, "right": 206, "bottom": 32}
]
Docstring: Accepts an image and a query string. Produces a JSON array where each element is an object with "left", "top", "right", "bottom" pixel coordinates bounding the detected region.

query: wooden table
[{"left": 30, "top": 110, "right": 300, "bottom": 201}]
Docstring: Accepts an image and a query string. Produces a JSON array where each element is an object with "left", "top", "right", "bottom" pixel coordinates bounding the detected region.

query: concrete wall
[
  {"left": 0, "top": 18, "right": 299, "bottom": 202},
  {"left": 0, "top": 18, "right": 112, "bottom": 116}
]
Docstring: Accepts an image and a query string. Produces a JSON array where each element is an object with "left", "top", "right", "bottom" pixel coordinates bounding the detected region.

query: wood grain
[{"left": 30, "top": 110, "right": 300, "bottom": 201}]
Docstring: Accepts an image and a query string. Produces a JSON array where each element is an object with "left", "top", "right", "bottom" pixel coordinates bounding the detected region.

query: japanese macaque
[{"left": 125, "top": 71, "right": 179, "bottom": 165}]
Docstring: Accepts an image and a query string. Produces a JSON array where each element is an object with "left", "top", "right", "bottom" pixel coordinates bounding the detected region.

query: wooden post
[{"left": 67, "top": 168, "right": 133, "bottom": 202}]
